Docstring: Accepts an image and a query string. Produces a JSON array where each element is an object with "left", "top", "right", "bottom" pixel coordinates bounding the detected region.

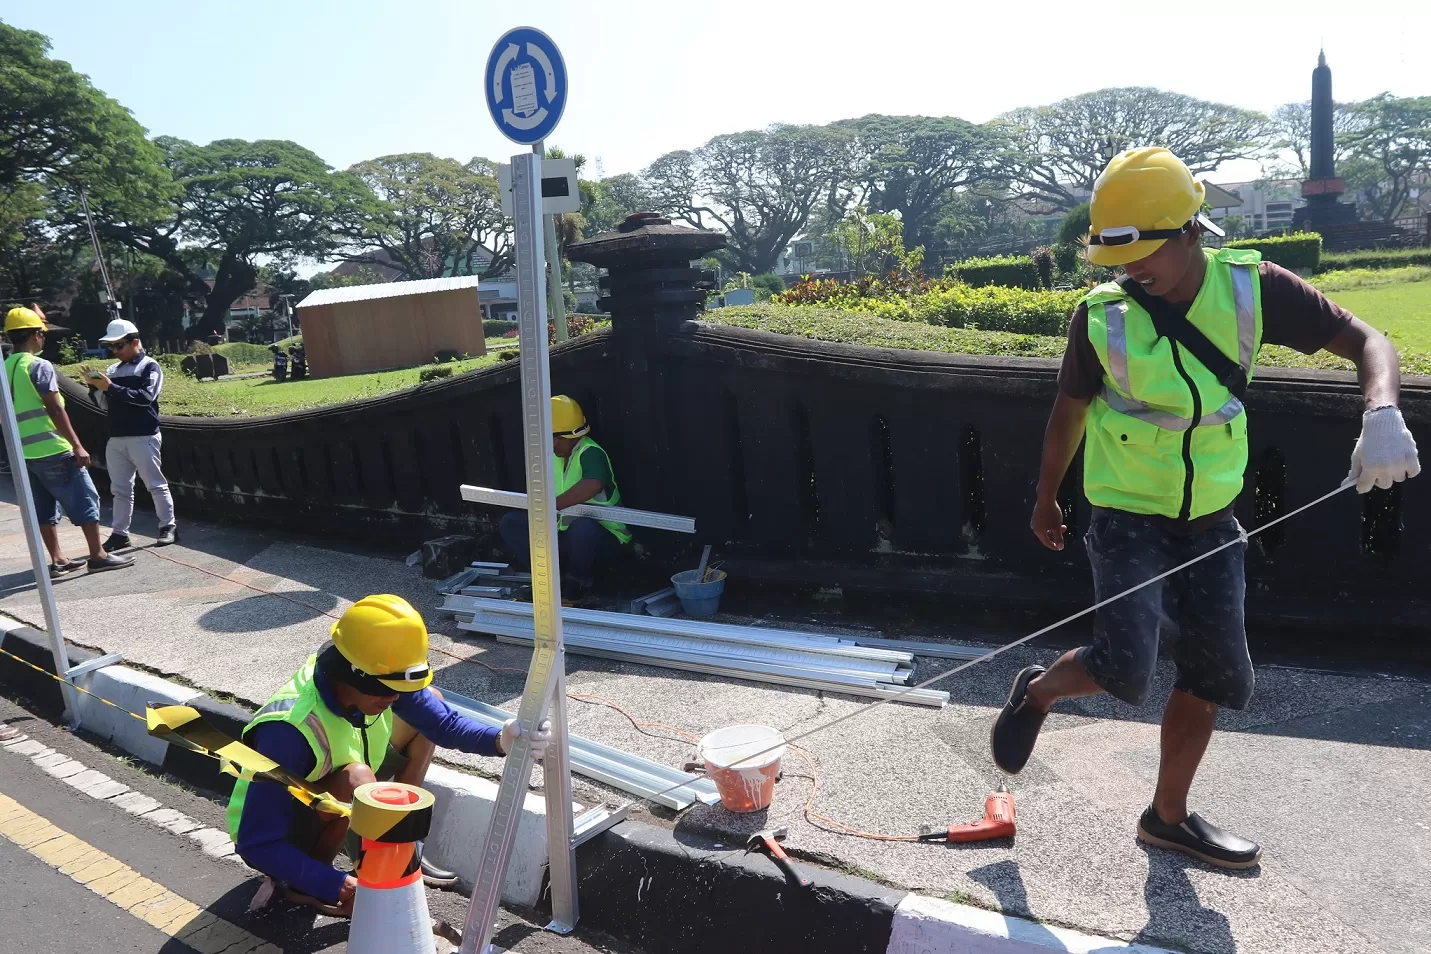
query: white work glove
[
  {"left": 1348, "top": 406, "right": 1420, "bottom": 493},
  {"left": 499, "top": 718, "right": 551, "bottom": 760}
]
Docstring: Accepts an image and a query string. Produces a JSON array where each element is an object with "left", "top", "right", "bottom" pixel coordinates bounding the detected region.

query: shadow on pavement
[
  {"left": 154, "top": 879, "right": 350, "bottom": 954},
  {"left": 197, "top": 591, "right": 342, "bottom": 633}
]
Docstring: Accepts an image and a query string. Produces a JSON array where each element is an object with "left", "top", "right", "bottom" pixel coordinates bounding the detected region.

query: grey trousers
[{"left": 106, "top": 434, "right": 176, "bottom": 534}]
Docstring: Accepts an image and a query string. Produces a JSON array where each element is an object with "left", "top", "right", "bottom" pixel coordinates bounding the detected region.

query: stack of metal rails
[
  {"left": 440, "top": 595, "right": 954, "bottom": 707},
  {"left": 437, "top": 689, "right": 720, "bottom": 810},
  {"left": 434, "top": 562, "right": 532, "bottom": 599}
]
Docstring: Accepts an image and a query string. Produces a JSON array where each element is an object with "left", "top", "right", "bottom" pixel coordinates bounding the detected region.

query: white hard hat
[{"left": 99, "top": 319, "right": 140, "bottom": 344}]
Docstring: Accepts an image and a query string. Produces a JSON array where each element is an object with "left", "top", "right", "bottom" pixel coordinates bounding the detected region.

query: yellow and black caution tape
[
  {"left": 0, "top": 645, "right": 349, "bottom": 818},
  {"left": 351, "top": 781, "right": 434, "bottom": 843}
]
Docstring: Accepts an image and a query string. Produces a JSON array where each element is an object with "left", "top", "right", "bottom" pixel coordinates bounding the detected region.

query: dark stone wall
[{"left": 60, "top": 321, "right": 1430, "bottom": 631}]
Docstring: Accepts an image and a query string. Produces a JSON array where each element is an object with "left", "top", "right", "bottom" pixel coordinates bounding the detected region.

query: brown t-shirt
[{"left": 1060, "top": 261, "right": 1354, "bottom": 533}]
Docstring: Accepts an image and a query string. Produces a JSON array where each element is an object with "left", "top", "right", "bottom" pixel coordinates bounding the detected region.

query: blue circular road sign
[{"left": 485, "top": 27, "right": 567, "bottom": 145}]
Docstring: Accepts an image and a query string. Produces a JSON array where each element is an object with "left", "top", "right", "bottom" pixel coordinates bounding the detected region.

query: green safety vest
[
  {"left": 556, "top": 436, "right": 631, "bottom": 544},
  {"left": 226, "top": 654, "right": 394, "bottom": 840},
  {"left": 4, "top": 352, "right": 71, "bottom": 460},
  {"left": 1083, "top": 247, "right": 1264, "bottom": 521}
]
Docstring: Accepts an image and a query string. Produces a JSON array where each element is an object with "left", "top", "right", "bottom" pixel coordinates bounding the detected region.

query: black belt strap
[{"left": 1116, "top": 276, "right": 1248, "bottom": 401}]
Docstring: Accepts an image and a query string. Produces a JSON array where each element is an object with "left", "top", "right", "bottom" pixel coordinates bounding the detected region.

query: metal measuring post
[
  {"left": 459, "top": 150, "right": 577, "bottom": 954},
  {"left": 0, "top": 351, "right": 85, "bottom": 728},
  {"left": 534, "top": 141, "right": 570, "bottom": 343}
]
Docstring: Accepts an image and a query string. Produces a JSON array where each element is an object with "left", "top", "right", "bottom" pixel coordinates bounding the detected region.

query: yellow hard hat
[
  {"left": 330, "top": 595, "right": 432, "bottom": 692},
  {"left": 1086, "top": 147, "right": 1223, "bottom": 267},
  {"left": 551, "top": 395, "right": 589, "bottom": 437},
  {"left": 5, "top": 307, "right": 46, "bottom": 333}
]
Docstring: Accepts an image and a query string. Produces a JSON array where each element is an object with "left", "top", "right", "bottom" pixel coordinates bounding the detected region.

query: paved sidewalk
[{"left": 0, "top": 489, "right": 1426, "bottom": 954}]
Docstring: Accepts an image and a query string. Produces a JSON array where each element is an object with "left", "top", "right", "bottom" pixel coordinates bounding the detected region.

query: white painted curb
[
  {"left": 887, "top": 895, "right": 1178, "bottom": 954},
  {"left": 16, "top": 638, "right": 556, "bottom": 907}
]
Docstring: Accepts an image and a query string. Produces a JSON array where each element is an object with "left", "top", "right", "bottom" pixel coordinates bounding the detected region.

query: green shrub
[
  {"left": 1224, "top": 231, "right": 1322, "bottom": 272},
  {"left": 948, "top": 254, "right": 1040, "bottom": 290},
  {"left": 905, "top": 282, "right": 1079, "bottom": 334},
  {"left": 484, "top": 319, "right": 517, "bottom": 336},
  {"left": 186, "top": 340, "right": 214, "bottom": 355},
  {"left": 1058, "top": 203, "right": 1091, "bottom": 245},
  {"left": 214, "top": 342, "right": 274, "bottom": 367},
  {"left": 55, "top": 338, "right": 84, "bottom": 365},
  {"left": 1053, "top": 242, "right": 1081, "bottom": 276},
  {"left": 418, "top": 364, "right": 453, "bottom": 382},
  {"left": 155, "top": 353, "right": 186, "bottom": 375},
  {"left": 1316, "top": 247, "right": 1431, "bottom": 273}
]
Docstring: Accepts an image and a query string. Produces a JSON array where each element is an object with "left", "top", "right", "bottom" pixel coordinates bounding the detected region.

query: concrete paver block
[
  {"left": 5, "top": 739, "right": 52, "bottom": 757},
  {"left": 63, "top": 769, "right": 115, "bottom": 793},
  {"left": 32, "top": 752, "right": 73, "bottom": 768},
  {"left": 110, "top": 791, "right": 162, "bottom": 815},
  {"left": 42, "top": 758, "right": 85, "bottom": 779},
  {"left": 140, "top": 807, "right": 203, "bottom": 835},
  {"left": 187, "top": 827, "right": 236, "bottom": 858},
  {"left": 84, "top": 779, "right": 131, "bottom": 800}
]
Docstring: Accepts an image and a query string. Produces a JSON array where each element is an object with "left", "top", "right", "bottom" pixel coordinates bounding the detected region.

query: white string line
[{"left": 655, "top": 479, "right": 1356, "bottom": 789}]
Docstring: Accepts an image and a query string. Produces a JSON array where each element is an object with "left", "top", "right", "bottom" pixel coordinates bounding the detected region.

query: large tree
[
  {"left": 833, "top": 114, "right": 1008, "bottom": 252},
  {"left": 0, "top": 182, "right": 78, "bottom": 305},
  {"left": 96, "top": 137, "right": 378, "bottom": 335},
  {"left": 343, "top": 153, "right": 510, "bottom": 281},
  {"left": 645, "top": 124, "right": 853, "bottom": 274},
  {"left": 996, "top": 88, "right": 1274, "bottom": 210},
  {"left": 1267, "top": 99, "right": 1363, "bottom": 179},
  {"left": 1341, "top": 94, "right": 1431, "bottom": 222},
  {"left": 0, "top": 22, "right": 170, "bottom": 218}
]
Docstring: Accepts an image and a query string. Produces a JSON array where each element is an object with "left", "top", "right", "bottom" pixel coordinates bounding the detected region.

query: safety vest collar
[{"left": 1098, "top": 261, "right": 1257, "bottom": 432}]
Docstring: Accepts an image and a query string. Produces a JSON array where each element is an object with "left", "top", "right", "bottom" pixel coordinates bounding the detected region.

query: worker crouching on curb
[
  {"left": 993, "top": 147, "right": 1419, "bottom": 869},
  {"left": 227, "top": 594, "right": 550, "bottom": 915},
  {"left": 499, "top": 395, "right": 631, "bottom": 600}
]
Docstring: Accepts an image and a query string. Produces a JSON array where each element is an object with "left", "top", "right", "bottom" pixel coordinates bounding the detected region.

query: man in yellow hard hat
[
  {"left": 498, "top": 395, "right": 631, "bottom": 599},
  {"left": 228, "top": 594, "right": 549, "bottom": 914},
  {"left": 4, "top": 305, "right": 134, "bottom": 576},
  {"left": 991, "top": 147, "right": 1419, "bottom": 869}
]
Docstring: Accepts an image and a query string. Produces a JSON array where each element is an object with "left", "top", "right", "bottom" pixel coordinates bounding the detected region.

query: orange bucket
[{"left": 698, "top": 725, "right": 786, "bottom": 813}]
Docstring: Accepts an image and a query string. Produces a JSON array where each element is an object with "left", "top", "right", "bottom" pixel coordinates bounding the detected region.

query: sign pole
[
  {"left": 458, "top": 151, "right": 572, "bottom": 954},
  {"left": 534, "top": 141, "right": 571, "bottom": 343},
  {"left": 0, "top": 358, "right": 82, "bottom": 728}
]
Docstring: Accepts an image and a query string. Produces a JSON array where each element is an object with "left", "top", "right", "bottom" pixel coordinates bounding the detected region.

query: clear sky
[{"left": 5, "top": 1, "right": 1428, "bottom": 184}]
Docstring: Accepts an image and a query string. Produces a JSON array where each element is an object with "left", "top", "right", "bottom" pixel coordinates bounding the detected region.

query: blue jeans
[
  {"left": 26, "top": 452, "right": 101, "bottom": 527},
  {"left": 499, "top": 513, "right": 624, "bottom": 587},
  {"left": 1078, "top": 508, "right": 1254, "bottom": 710}
]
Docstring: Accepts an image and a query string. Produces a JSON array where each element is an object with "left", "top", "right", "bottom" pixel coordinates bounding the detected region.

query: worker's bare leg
[
  {"left": 38, "top": 524, "right": 66, "bottom": 564},
  {"left": 1025, "top": 648, "right": 1104, "bottom": 712},
  {"left": 1151, "top": 689, "right": 1218, "bottom": 824}
]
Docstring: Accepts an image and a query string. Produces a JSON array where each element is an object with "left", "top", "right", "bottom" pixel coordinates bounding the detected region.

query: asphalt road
[{"left": 0, "top": 694, "right": 643, "bottom": 954}]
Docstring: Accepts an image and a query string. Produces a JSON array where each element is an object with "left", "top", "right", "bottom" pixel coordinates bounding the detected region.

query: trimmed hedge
[
  {"left": 484, "top": 319, "right": 518, "bottom": 336},
  {"left": 948, "top": 254, "right": 1041, "bottom": 290},
  {"left": 1317, "top": 247, "right": 1431, "bottom": 273},
  {"left": 1224, "top": 232, "right": 1322, "bottom": 273}
]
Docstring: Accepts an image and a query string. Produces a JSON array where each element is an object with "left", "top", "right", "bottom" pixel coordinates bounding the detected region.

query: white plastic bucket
[{"left": 697, "top": 724, "right": 786, "bottom": 813}]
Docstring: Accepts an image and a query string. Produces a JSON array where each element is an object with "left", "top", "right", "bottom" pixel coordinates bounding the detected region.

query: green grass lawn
[
  {"left": 1320, "top": 273, "right": 1431, "bottom": 353},
  {"left": 64, "top": 354, "right": 501, "bottom": 417}
]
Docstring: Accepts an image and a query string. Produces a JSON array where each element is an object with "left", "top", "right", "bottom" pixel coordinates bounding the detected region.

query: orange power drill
[{"left": 918, "top": 786, "right": 1016, "bottom": 844}]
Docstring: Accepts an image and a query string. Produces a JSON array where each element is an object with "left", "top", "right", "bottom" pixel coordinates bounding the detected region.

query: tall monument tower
[{"left": 1295, "top": 49, "right": 1358, "bottom": 229}]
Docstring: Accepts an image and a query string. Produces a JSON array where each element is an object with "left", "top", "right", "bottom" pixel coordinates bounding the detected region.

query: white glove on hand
[
  {"left": 1348, "top": 406, "right": 1421, "bottom": 493},
  {"left": 500, "top": 718, "right": 551, "bottom": 760}
]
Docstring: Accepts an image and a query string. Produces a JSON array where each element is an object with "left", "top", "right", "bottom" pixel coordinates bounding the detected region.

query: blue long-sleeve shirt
[
  {"left": 103, "top": 351, "right": 162, "bottom": 436},
  {"left": 235, "top": 672, "right": 501, "bottom": 901}
]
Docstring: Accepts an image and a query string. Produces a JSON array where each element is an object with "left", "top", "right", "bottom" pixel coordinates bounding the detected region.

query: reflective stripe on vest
[
  {"left": 1098, "top": 266, "right": 1255, "bottom": 432},
  {"left": 555, "top": 436, "right": 631, "bottom": 543},
  {"left": 4, "top": 353, "right": 71, "bottom": 459}
]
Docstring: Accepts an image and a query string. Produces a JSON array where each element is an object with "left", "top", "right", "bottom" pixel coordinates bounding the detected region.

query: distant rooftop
[{"left": 297, "top": 275, "right": 480, "bottom": 308}]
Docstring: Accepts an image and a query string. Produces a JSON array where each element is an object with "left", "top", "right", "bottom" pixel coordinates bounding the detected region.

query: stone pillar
[{"left": 566, "top": 214, "right": 726, "bottom": 523}]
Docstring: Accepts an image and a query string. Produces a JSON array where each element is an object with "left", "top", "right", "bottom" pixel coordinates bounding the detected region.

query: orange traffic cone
[{"left": 348, "top": 782, "right": 438, "bottom": 954}]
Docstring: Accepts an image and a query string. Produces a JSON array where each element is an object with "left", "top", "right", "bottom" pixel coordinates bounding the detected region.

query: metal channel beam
[
  {"left": 462, "top": 615, "right": 912, "bottom": 686},
  {"left": 490, "top": 633, "right": 949, "bottom": 707},
  {"left": 460, "top": 484, "right": 696, "bottom": 534},
  {"left": 450, "top": 597, "right": 914, "bottom": 664}
]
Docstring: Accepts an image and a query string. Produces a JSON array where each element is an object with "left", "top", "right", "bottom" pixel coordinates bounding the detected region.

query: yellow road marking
[{"left": 0, "top": 791, "right": 280, "bottom": 954}]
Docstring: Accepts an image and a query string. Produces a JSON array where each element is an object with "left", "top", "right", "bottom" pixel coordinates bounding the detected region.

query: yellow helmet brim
[{"left": 1085, "top": 237, "right": 1169, "bottom": 268}]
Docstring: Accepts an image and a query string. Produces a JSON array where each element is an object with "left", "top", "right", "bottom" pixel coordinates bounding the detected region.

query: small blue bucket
[{"left": 670, "top": 568, "right": 727, "bottom": 617}]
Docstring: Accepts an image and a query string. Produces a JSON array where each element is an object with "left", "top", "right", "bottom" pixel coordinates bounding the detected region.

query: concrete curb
[{"left": 0, "top": 614, "right": 1178, "bottom": 954}]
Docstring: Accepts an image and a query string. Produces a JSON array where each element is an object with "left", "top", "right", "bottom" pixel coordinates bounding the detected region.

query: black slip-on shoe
[
  {"left": 990, "top": 665, "right": 1048, "bottom": 774},
  {"left": 419, "top": 841, "right": 459, "bottom": 888},
  {"left": 102, "top": 532, "right": 132, "bottom": 553},
  {"left": 156, "top": 525, "right": 178, "bottom": 547},
  {"left": 1137, "top": 806, "right": 1262, "bottom": 870},
  {"left": 49, "top": 557, "right": 86, "bottom": 579},
  {"left": 87, "top": 553, "right": 135, "bottom": 573}
]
